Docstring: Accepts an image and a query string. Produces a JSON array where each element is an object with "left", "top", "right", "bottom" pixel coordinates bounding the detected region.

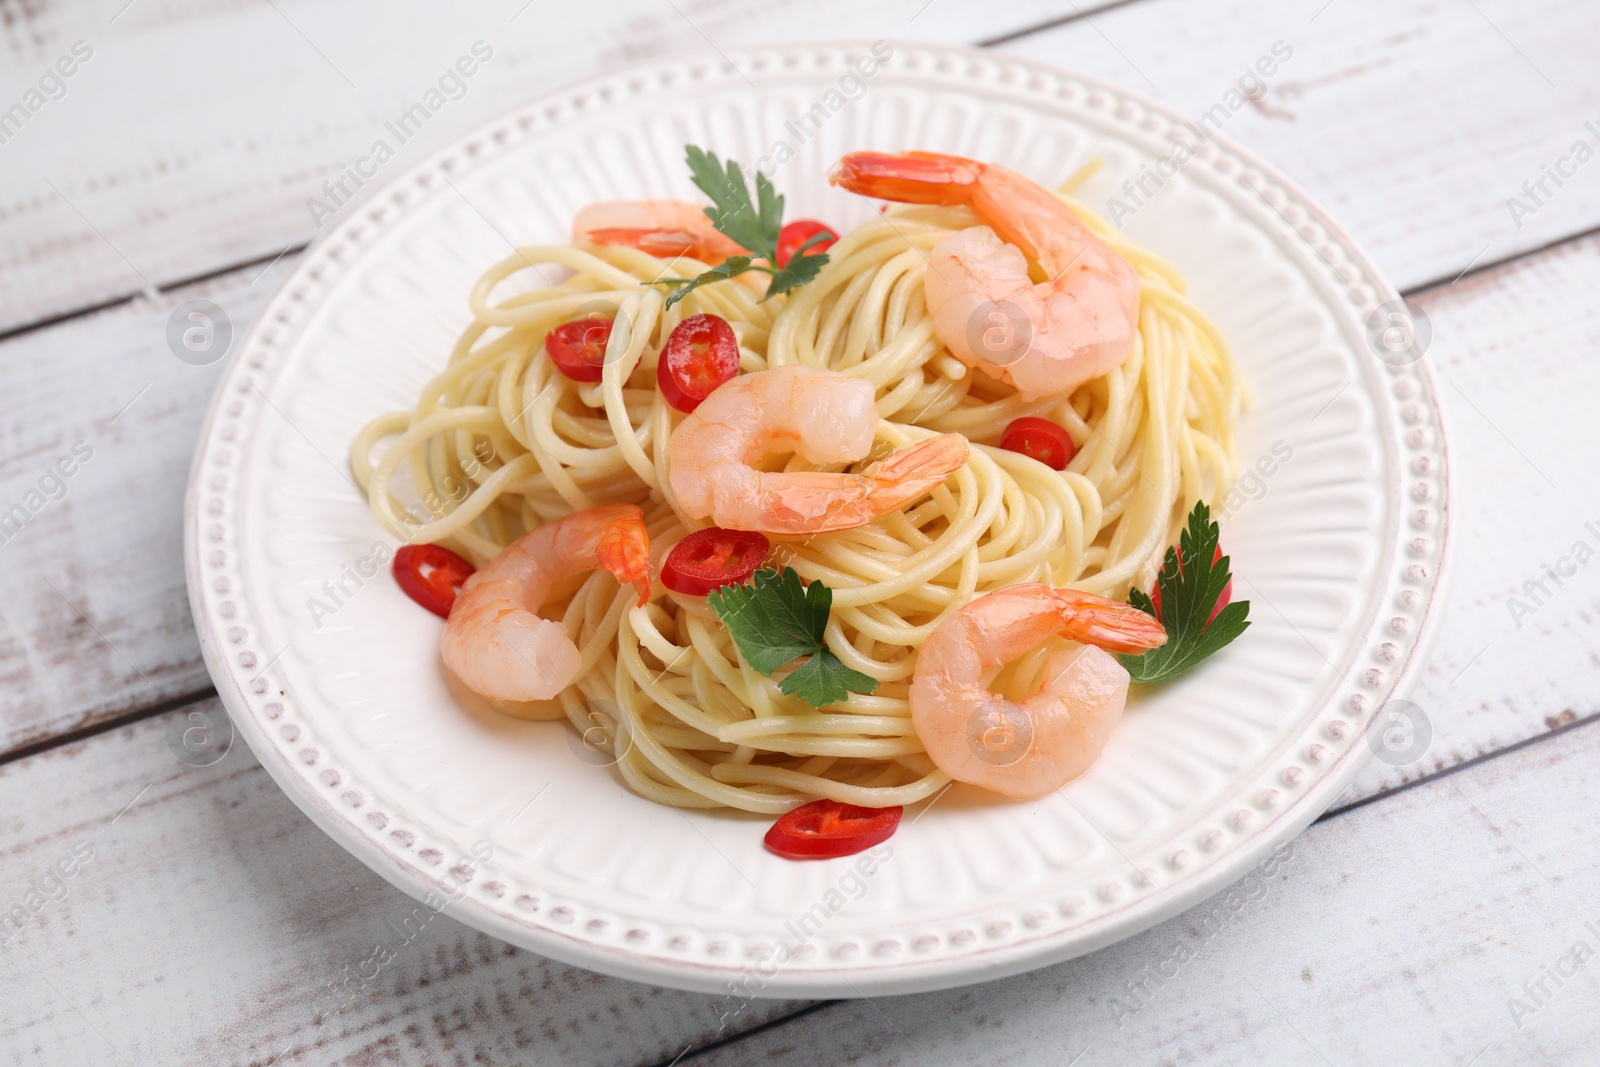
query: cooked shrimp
[
  {"left": 909, "top": 584, "right": 1165, "bottom": 800},
  {"left": 440, "top": 504, "right": 650, "bottom": 703},
  {"left": 572, "top": 200, "right": 746, "bottom": 264},
  {"left": 830, "top": 151, "right": 1141, "bottom": 400},
  {"left": 667, "top": 365, "right": 969, "bottom": 534}
]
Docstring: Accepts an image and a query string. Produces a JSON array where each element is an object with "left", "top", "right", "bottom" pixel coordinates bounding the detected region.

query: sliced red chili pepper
[
  {"left": 765, "top": 799, "right": 902, "bottom": 860},
  {"left": 999, "top": 416, "right": 1076, "bottom": 470},
  {"left": 1150, "top": 544, "right": 1231, "bottom": 624},
  {"left": 775, "top": 219, "right": 838, "bottom": 268},
  {"left": 661, "top": 527, "right": 769, "bottom": 596},
  {"left": 393, "top": 544, "right": 476, "bottom": 618},
  {"left": 545, "top": 317, "right": 614, "bottom": 382},
  {"left": 657, "top": 313, "right": 739, "bottom": 413}
]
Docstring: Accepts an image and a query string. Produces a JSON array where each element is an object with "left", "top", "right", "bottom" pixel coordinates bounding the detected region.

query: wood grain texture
[
  {"left": 1002, "top": 0, "right": 1600, "bottom": 293},
  {"left": 0, "top": 0, "right": 1114, "bottom": 335},
  {"left": 6, "top": 0, "right": 1600, "bottom": 334},
  {"left": 0, "top": 266, "right": 278, "bottom": 758},
  {"left": 3, "top": 0, "right": 1600, "bottom": 1060},
  {"left": 0, "top": 698, "right": 812, "bottom": 1066},
  {"left": 1333, "top": 231, "right": 1600, "bottom": 808},
  {"left": 692, "top": 714, "right": 1600, "bottom": 1066}
]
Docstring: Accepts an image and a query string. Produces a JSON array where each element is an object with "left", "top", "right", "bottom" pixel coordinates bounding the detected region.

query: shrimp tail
[
  {"left": 1052, "top": 590, "right": 1166, "bottom": 655},
  {"left": 829, "top": 151, "right": 982, "bottom": 205},
  {"left": 595, "top": 513, "right": 653, "bottom": 606},
  {"left": 587, "top": 228, "right": 704, "bottom": 259},
  {"left": 862, "top": 432, "right": 969, "bottom": 508}
]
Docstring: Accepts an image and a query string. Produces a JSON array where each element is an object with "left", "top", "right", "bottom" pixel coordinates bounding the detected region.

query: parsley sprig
[
  {"left": 707, "top": 567, "right": 878, "bottom": 709},
  {"left": 1117, "top": 501, "right": 1250, "bottom": 683},
  {"left": 653, "top": 146, "right": 831, "bottom": 308}
]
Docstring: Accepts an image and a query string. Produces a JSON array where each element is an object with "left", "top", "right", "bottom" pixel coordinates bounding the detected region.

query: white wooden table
[{"left": 3, "top": 1, "right": 1597, "bottom": 1063}]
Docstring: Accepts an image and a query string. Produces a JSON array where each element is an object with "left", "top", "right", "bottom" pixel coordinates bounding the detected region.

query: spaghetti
[{"left": 350, "top": 162, "right": 1244, "bottom": 814}]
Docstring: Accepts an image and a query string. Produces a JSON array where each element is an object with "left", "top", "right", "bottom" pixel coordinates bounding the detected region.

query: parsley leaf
[
  {"left": 686, "top": 145, "right": 783, "bottom": 260},
  {"left": 708, "top": 567, "right": 879, "bottom": 708},
  {"left": 764, "top": 231, "right": 832, "bottom": 300},
  {"left": 1117, "top": 501, "right": 1250, "bottom": 683},
  {"left": 709, "top": 566, "right": 826, "bottom": 674},
  {"left": 652, "top": 145, "right": 830, "bottom": 306},
  {"left": 660, "top": 255, "right": 759, "bottom": 309},
  {"left": 780, "top": 648, "right": 875, "bottom": 709}
]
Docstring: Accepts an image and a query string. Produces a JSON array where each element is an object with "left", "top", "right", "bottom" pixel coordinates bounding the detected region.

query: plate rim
[{"left": 184, "top": 38, "right": 1453, "bottom": 997}]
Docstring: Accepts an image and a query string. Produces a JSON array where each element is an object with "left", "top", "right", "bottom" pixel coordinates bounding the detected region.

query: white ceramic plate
[{"left": 185, "top": 41, "right": 1450, "bottom": 997}]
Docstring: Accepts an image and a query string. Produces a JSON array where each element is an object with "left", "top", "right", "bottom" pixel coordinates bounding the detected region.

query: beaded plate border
[{"left": 184, "top": 41, "right": 1450, "bottom": 996}]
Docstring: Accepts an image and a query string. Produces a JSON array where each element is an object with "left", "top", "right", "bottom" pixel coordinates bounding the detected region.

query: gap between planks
[
  {"left": 24, "top": 680, "right": 1598, "bottom": 827},
  {"left": 0, "top": 685, "right": 217, "bottom": 768},
  {"left": 667, "top": 714, "right": 1600, "bottom": 1064},
  {"left": 6, "top": 108, "right": 1586, "bottom": 352},
  {"left": 1402, "top": 215, "right": 1600, "bottom": 299},
  {"left": 648, "top": 1001, "right": 843, "bottom": 1067},
  {"left": 12, "top": 685, "right": 1600, "bottom": 1067},
  {"left": 0, "top": 0, "right": 1128, "bottom": 345},
  {"left": 0, "top": 243, "right": 310, "bottom": 347},
  {"left": 972, "top": 0, "right": 1150, "bottom": 47}
]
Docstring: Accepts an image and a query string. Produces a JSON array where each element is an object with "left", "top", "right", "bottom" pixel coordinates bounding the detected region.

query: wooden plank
[
  {"left": 1002, "top": 0, "right": 1600, "bottom": 292},
  {"left": 0, "top": 0, "right": 1108, "bottom": 334},
  {"left": 690, "top": 715, "right": 1600, "bottom": 1066},
  {"left": 0, "top": 267, "right": 276, "bottom": 757},
  {"left": 1334, "top": 231, "right": 1600, "bottom": 806},
  {"left": 0, "top": 698, "right": 812, "bottom": 1066}
]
